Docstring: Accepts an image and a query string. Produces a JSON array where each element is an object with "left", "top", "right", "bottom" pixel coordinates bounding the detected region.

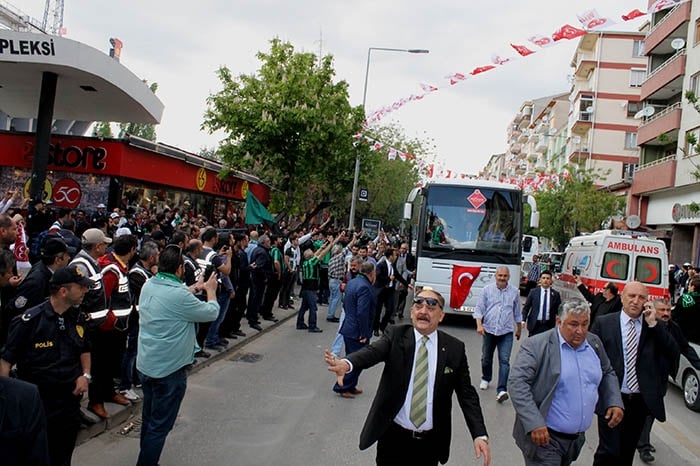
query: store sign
[
  {"left": 23, "top": 178, "right": 52, "bottom": 203},
  {"left": 671, "top": 203, "right": 700, "bottom": 222},
  {"left": 23, "top": 141, "right": 108, "bottom": 171},
  {"left": 213, "top": 178, "right": 239, "bottom": 196},
  {"left": 195, "top": 168, "right": 207, "bottom": 191},
  {"left": 0, "top": 37, "right": 55, "bottom": 56}
]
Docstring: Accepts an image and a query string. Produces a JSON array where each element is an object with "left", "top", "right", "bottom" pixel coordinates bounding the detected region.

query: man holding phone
[{"left": 590, "top": 282, "right": 679, "bottom": 466}]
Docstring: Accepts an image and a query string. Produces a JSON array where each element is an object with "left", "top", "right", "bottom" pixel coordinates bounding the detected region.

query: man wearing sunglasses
[{"left": 325, "top": 289, "right": 490, "bottom": 466}]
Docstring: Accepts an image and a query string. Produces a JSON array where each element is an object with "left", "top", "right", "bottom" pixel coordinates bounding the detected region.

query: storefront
[
  {"left": 0, "top": 131, "right": 270, "bottom": 222},
  {"left": 644, "top": 186, "right": 700, "bottom": 266}
]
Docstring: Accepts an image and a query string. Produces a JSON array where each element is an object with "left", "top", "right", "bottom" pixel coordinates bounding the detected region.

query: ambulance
[{"left": 553, "top": 229, "right": 669, "bottom": 303}]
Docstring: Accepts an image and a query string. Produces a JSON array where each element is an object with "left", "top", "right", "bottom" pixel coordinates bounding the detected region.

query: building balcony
[
  {"left": 518, "top": 131, "right": 529, "bottom": 143},
  {"left": 645, "top": 1, "right": 691, "bottom": 54},
  {"left": 640, "top": 50, "right": 686, "bottom": 101},
  {"left": 637, "top": 103, "right": 682, "bottom": 145},
  {"left": 571, "top": 112, "right": 592, "bottom": 135},
  {"left": 630, "top": 155, "right": 677, "bottom": 195},
  {"left": 574, "top": 59, "right": 596, "bottom": 79},
  {"left": 567, "top": 149, "right": 590, "bottom": 164},
  {"left": 535, "top": 137, "right": 548, "bottom": 153}
]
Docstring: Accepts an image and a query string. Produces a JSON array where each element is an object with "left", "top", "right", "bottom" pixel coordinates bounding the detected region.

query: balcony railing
[
  {"left": 638, "top": 154, "right": 676, "bottom": 170},
  {"left": 647, "top": 2, "right": 684, "bottom": 36},
  {"left": 642, "top": 102, "right": 682, "bottom": 124},
  {"left": 644, "top": 48, "right": 685, "bottom": 83}
]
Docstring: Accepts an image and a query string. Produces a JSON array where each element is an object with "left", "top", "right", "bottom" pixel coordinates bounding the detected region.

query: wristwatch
[{"left": 82, "top": 372, "right": 92, "bottom": 383}]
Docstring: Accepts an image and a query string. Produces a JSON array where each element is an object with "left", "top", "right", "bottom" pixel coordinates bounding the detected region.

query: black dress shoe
[
  {"left": 308, "top": 327, "right": 323, "bottom": 333},
  {"left": 249, "top": 323, "right": 263, "bottom": 331},
  {"left": 296, "top": 323, "right": 309, "bottom": 330},
  {"left": 639, "top": 450, "right": 654, "bottom": 463},
  {"left": 233, "top": 330, "right": 246, "bottom": 337},
  {"left": 194, "top": 350, "right": 211, "bottom": 358},
  {"left": 262, "top": 315, "right": 279, "bottom": 322},
  {"left": 219, "top": 338, "right": 229, "bottom": 346},
  {"left": 326, "top": 317, "right": 340, "bottom": 323},
  {"left": 225, "top": 333, "right": 238, "bottom": 339}
]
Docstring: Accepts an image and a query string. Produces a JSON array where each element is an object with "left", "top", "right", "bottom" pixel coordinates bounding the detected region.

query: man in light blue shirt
[
  {"left": 136, "top": 245, "right": 220, "bottom": 466},
  {"left": 474, "top": 266, "right": 522, "bottom": 402},
  {"left": 509, "top": 300, "right": 623, "bottom": 466}
]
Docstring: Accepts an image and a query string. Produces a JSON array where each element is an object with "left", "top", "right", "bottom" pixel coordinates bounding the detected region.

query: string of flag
[{"left": 359, "top": 0, "right": 686, "bottom": 182}]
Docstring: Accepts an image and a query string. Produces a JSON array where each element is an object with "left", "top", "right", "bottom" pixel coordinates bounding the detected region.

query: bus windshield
[{"left": 421, "top": 185, "right": 522, "bottom": 256}]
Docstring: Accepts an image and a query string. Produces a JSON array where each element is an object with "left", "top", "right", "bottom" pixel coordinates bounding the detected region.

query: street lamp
[{"left": 348, "top": 47, "right": 429, "bottom": 230}]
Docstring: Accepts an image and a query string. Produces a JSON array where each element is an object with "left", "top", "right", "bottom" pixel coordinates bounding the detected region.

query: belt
[
  {"left": 621, "top": 392, "right": 643, "bottom": 400},
  {"left": 547, "top": 428, "right": 582, "bottom": 440},
  {"left": 391, "top": 422, "right": 433, "bottom": 440}
]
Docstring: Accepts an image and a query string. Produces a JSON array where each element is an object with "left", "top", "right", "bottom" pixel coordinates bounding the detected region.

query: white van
[{"left": 553, "top": 230, "right": 669, "bottom": 303}]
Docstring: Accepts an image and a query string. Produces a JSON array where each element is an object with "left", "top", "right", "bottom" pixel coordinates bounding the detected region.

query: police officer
[
  {"left": 0, "top": 264, "right": 93, "bottom": 466},
  {"left": 2, "top": 239, "right": 70, "bottom": 345}
]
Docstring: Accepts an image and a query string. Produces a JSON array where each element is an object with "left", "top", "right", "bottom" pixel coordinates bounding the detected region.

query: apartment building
[
  {"left": 568, "top": 31, "right": 647, "bottom": 189},
  {"left": 631, "top": 0, "right": 700, "bottom": 265}
]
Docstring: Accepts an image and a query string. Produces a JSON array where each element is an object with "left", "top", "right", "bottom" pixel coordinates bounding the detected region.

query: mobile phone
[
  {"left": 572, "top": 267, "right": 580, "bottom": 276},
  {"left": 203, "top": 264, "right": 216, "bottom": 281}
]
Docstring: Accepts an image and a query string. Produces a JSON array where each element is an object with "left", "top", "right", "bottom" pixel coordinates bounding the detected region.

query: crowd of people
[{"left": 2, "top": 188, "right": 700, "bottom": 466}]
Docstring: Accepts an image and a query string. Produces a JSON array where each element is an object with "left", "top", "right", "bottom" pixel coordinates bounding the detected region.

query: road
[{"left": 74, "top": 314, "right": 700, "bottom": 465}]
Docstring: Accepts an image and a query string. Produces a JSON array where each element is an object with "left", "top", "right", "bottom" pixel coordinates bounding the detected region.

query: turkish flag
[
  {"left": 14, "top": 222, "right": 29, "bottom": 262},
  {"left": 450, "top": 265, "right": 481, "bottom": 309},
  {"left": 511, "top": 43, "right": 535, "bottom": 56},
  {"left": 622, "top": 9, "right": 646, "bottom": 21},
  {"left": 552, "top": 24, "right": 587, "bottom": 41},
  {"left": 470, "top": 65, "right": 496, "bottom": 76}
]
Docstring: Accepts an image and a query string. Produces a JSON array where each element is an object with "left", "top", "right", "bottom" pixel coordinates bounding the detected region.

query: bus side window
[
  {"left": 635, "top": 256, "right": 662, "bottom": 285},
  {"left": 601, "top": 252, "right": 629, "bottom": 281},
  {"left": 523, "top": 236, "right": 532, "bottom": 252}
]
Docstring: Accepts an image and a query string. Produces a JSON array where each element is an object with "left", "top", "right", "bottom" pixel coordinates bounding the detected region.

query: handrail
[
  {"left": 637, "top": 154, "right": 676, "bottom": 170},
  {"left": 643, "top": 102, "right": 681, "bottom": 124},
  {"left": 647, "top": 3, "right": 684, "bottom": 36},
  {"left": 644, "top": 48, "right": 686, "bottom": 82}
]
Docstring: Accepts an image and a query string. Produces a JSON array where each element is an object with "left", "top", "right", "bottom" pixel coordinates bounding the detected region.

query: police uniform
[{"left": 2, "top": 301, "right": 90, "bottom": 466}]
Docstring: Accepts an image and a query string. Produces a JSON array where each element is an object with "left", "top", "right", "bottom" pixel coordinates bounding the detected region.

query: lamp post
[{"left": 348, "top": 47, "right": 429, "bottom": 230}]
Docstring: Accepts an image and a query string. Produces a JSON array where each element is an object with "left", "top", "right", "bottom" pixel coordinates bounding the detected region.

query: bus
[{"left": 404, "top": 179, "right": 538, "bottom": 315}]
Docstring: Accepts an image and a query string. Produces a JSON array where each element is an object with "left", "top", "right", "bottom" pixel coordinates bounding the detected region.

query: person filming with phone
[{"left": 574, "top": 274, "right": 621, "bottom": 325}]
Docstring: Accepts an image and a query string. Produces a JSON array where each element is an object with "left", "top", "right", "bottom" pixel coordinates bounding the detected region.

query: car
[
  {"left": 670, "top": 340, "right": 700, "bottom": 412},
  {"left": 539, "top": 251, "right": 563, "bottom": 273},
  {"left": 519, "top": 261, "right": 533, "bottom": 296}
]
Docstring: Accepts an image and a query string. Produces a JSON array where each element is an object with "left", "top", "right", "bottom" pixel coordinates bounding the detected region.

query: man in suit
[
  {"left": 325, "top": 288, "right": 490, "bottom": 466},
  {"left": 522, "top": 270, "right": 561, "bottom": 336},
  {"left": 590, "top": 281, "right": 679, "bottom": 466},
  {"left": 332, "top": 261, "right": 377, "bottom": 398},
  {"left": 509, "top": 300, "right": 623, "bottom": 465},
  {"left": 372, "top": 248, "right": 409, "bottom": 336}
]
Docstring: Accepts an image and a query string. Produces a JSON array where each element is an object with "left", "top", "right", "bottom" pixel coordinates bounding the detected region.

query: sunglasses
[{"left": 413, "top": 297, "right": 441, "bottom": 308}]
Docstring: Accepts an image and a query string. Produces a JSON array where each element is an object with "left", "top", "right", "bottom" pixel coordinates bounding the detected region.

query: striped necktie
[
  {"left": 410, "top": 336, "right": 429, "bottom": 428},
  {"left": 624, "top": 319, "right": 640, "bottom": 393}
]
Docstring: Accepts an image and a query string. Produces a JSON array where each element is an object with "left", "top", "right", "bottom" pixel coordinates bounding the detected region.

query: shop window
[
  {"left": 601, "top": 252, "right": 629, "bottom": 281},
  {"left": 635, "top": 256, "right": 662, "bottom": 285}
]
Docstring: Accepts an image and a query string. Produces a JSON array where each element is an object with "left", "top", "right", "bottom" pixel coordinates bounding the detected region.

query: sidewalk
[{"left": 76, "top": 305, "right": 299, "bottom": 445}]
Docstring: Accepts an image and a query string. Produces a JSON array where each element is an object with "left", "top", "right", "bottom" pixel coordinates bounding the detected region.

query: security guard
[
  {"left": 0, "top": 264, "right": 93, "bottom": 466},
  {"left": 2, "top": 239, "right": 70, "bottom": 342}
]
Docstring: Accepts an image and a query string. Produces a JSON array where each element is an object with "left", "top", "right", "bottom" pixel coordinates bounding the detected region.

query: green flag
[{"left": 245, "top": 191, "right": 275, "bottom": 225}]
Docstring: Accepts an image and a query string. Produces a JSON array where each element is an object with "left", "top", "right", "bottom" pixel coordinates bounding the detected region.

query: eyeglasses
[
  {"left": 57, "top": 316, "right": 66, "bottom": 331},
  {"left": 413, "top": 297, "right": 441, "bottom": 308}
]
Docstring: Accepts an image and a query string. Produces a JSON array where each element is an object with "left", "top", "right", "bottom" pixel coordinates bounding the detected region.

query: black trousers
[
  {"left": 247, "top": 275, "right": 266, "bottom": 323},
  {"left": 38, "top": 384, "right": 81, "bottom": 466},
  {"left": 260, "top": 276, "right": 281, "bottom": 317},
  {"left": 594, "top": 393, "right": 649, "bottom": 466},
  {"left": 636, "top": 414, "right": 654, "bottom": 453},
  {"left": 88, "top": 328, "right": 126, "bottom": 404},
  {"left": 374, "top": 287, "right": 396, "bottom": 332},
  {"left": 376, "top": 423, "right": 439, "bottom": 466},
  {"left": 278, "top": 271, "right": 295, "bottom": 307}
]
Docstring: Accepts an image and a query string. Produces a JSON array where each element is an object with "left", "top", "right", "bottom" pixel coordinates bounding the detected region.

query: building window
[
  {"left": 622, "top": 162, "right": 637, "bottom": 181},
  {"left": 633, "top": 40, "right": 645, "bottom": 56},
  {"left": 695, "top": 18, "right": 700, "bottom": 46},
  {"left": 624, "top": 132, "right": 638, "bottom": 149},
  {"left": 627, "top": 101, "right": 642, "bottom": 117},
  {"left": 691, "top": 72, "right": 700, "bottom": 97},
  {"left": 684, "top": 126, "right": 700, "bottom": 157},
  {"left": 630, "top": 69, "right": 646, "bottom": 87}
]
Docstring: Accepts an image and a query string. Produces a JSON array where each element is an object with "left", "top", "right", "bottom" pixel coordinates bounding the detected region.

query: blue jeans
[
  {"left": 327, "top": 278, "right": 342, "bottom": 319},
  {"left": 481, "top": 331, "right": 514, "bottom": 393},
  {"left": 205, "top": 293, "right": 230, "bottom": 346},
  {"left": 297, "top": 289, "right": 318, "bottom": 329},
  {"left": 330, "top": 309, "right": 346, "bottom": 356},
  {"left": 137, "top": 367, "right": 188, "bottom": 466},
  {"left": 119, "top": 318, "right": 140, "bottom": 390}
]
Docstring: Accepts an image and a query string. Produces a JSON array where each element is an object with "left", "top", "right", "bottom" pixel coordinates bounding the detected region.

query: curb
[{"left": 76, "top": 307, "right": 298, "bottom": 445}]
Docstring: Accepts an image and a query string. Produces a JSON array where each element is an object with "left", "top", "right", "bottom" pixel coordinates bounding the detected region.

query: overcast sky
[{"left": 25, "top": 0, "right": 645, "bottom": 174}]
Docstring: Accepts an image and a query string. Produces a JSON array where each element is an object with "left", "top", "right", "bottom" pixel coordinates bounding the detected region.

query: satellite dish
[
  {"left": 671, "top": 38, "right": 686, "bottom": 50},
  {"left": 634, "top": 106, "right": 656, "bottom": 119},
  {"left": 585, "top": 106, "right": 594, "bottom": 113},
  {"left": 626, "top": 215, "right": 641, "bottom": 229}
]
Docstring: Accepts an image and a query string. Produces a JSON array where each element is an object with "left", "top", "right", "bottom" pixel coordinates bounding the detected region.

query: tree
[
  {"left": 202, "top": 38, "right": 366, "bottom": 221},
  {"left": 92, "top": 121, "right": 113, "bottom": 138},
  {"left": 533, "top": 166, "right": 623, "bottom": 249},
  {"left": 354, "top": 122, "right": 434, "bottom": 228},
  {"left": 118, "top": 81, "right": 158, "bottom": 141}
]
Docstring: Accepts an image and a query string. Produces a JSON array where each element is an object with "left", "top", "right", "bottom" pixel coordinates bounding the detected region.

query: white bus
[{"left": 404, "top": 179, "right": 537, "bottom": 316}]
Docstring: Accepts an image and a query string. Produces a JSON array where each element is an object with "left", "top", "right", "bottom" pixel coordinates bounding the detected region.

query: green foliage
[
  {"left": 682, "top": 90, "right": 700, "bottom": 180},
  {"left": 118, "top": 82, "right": 158, "bottom": 141},
  {"left": 92, "top": 122, "right": 113, "bottom": 138},
  {"left": 198, "top": 146, "right": 221, "bottom": 162},
  {"left": 353, "top": 123, "right": 434, "bottom": 227},
  {"left": 532, "top": 166, "right": 623, "bottom": 249},
  {"left": 202, "top": 38, "right": 366, "bottom": 220}
]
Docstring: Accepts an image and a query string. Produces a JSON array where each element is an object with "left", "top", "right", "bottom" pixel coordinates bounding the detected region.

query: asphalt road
[{"left": 74, "top": 312, "right": 700, "bottom": 466}]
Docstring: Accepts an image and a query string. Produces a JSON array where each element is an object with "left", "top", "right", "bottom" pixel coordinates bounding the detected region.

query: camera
[{"left": 203, "top": 264, "right": 216, "bottom": 281}]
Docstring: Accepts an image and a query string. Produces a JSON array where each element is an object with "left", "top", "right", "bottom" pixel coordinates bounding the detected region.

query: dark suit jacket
[
  {"left": 374, "top": 258, "right": 391, "bottom": 289},
  {"left": 339, "top": 274, "right": 377, "bottom": 341},
  {"left": 347, "top": 325, "right": 487, "bottom": 464},
  {"left": 590, "top": 312, "right": 679, "bottom": 421},
  {"left": 0, "top": 376, "right": 50, "bottom": 466},
  {"left": 522, "top": 287, "right": 561, "bottom": 332}
]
